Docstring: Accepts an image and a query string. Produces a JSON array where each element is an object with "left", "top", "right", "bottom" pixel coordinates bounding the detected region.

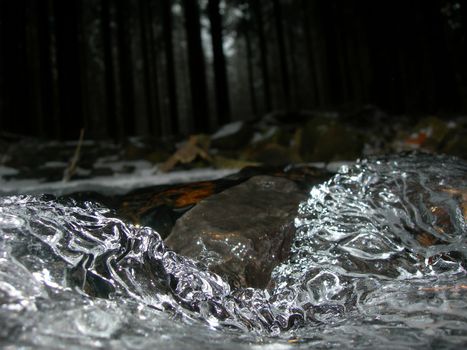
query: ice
[{"left": 0, "top": 153, "right": 466, "bottom": 349}]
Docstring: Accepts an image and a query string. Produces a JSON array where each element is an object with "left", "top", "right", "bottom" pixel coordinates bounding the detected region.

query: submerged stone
[{"left": 164, "top": 175, "right": 307, "bottom": 289}]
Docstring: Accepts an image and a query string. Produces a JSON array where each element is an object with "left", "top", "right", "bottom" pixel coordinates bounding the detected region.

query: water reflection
[{"left": 0, "top": 153, "right": 466, "bottom": 348}]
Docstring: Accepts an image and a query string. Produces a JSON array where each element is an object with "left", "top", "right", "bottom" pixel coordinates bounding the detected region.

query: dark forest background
[{"left": 0, "top": 0, "right": 466, "bottom": 140}]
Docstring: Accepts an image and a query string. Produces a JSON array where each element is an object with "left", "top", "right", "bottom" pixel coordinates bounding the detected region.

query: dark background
[{"left": 0, "top": 0, "right": 466, "bottom": 140}]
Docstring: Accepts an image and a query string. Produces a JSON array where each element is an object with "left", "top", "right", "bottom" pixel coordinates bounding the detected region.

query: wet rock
[
  {"left": 211, "top": 155, "right": 260, "bottom": 169},
  {"left": 442, "top": 128, "right": 467, "bottom": 159},
  {"left": 403, "top": 116, "right": 449, "bottom": 151},
  {"left": 210, "top": 121, "right": 254, "bottom": 150},
  {"left": 121, "top": 136, "right": 172, "bottom": 162},
  {"left": 245, "top": 143, "right": 298, "bottom": 167},
  {"left": 101, "top": 165, "right": 331, "bottom": 240},
  {"left": 242, "top": 124, "right": 302, "bottom": 167},
  {"left": 299, "top": 117, "right": 363, "bottom": 162},
  {"left": 164, "top": 175, "right": 307, "bottom": 289},
  {"left": 116, "top": 178, "right": 244, "bottom": 238}
]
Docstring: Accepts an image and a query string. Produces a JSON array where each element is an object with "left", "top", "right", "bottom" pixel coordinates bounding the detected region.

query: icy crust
[
  {"left": 0, "top": 153, "right": 466, "bottom": 348},
  {"left": 272, "top": 152, "right": 467, "bottom": 321},
  {"left": 0, "top": 195, "right": 303, "bottom": 337}
]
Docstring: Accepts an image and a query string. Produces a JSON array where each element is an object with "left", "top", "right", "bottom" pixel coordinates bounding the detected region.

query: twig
[{"left": 63, "top": 128, "right": 85, "bottom": 182}]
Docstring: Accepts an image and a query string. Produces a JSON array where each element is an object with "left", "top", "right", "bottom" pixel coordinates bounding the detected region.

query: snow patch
[
  {"left": 0, "top": 166, "right": 18, "bottom": 176},
  {"left": 251, "top": 126, "right": 278, "bottom": 144},
  {"left": 211, "top": 121, "right": 243, "bottom": 140},
  {"left": 0, "top": 168, "right": 238, "bottom": 196}
]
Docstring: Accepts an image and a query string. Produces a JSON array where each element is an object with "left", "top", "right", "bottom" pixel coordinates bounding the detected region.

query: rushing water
[{"left": 0, "top": 153, "right": 466, "bottom": 349}]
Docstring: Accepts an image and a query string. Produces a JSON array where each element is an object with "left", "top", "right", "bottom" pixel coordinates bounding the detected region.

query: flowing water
[{"left": 0, "top": 153, "right": 466, "bottom": 349}]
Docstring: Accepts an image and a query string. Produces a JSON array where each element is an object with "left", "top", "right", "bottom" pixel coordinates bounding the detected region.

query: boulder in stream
[{"left": 164, "top": 175, "right": 307, "bottom": 289}]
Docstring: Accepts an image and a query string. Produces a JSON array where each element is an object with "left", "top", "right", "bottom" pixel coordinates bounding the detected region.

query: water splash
[
  {"left": 0, "top": 153, "right": 466, "bottom": 348},
  {"left": 0, "top": 195, "right": 302, "bottom": 338},
  {"left": 272, "top": 153, "right": 466, "bottom": 329}
]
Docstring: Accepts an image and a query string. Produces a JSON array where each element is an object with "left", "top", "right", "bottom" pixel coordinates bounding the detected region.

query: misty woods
[{"left": 0, "top": 0, "right": 466, "bottom": 140}]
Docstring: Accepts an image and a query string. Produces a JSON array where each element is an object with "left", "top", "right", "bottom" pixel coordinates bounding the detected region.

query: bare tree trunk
[
  {"left": 208, "top": 0, "right": 231, "bottom": 125},
  {"left": 272, "top": 0, "right": 291, "bottom": 110},
  {"left": 0, "top": 2, "right": 27, "bottom": 135},
  {"left": 161, "top": 0, "right": 179, "bottom": 134},
  {"left": 47, "top": 0, "right": 63, "bottom": 138},
  {"left": 0, "top": 1, "right": 4, "bottom": 130},
  {"left": 244, "top": 26, "right": 258, "bottom": 117},
  {"left": 285, "top": 7, "right": 300, "bottom": 108},
  {"left": 101, "top": 0, "right": 118, "bottom": 138},
  {"left": 106, "top": 0, "right": 125, "bottom": 140},
  {"left": 115, "top": 0, "right": 135, "bottom": 136},
  {"left": 138, "top": 0, "right": 161, "bottom": 136},
  {"left": 25, "top": 0, "right": 45, "bottom": 136},
  {"left": 300, "top": 0, "right": 318, "bottom": 106},
  {"left": 251, "top": 0, "right": 271, "bottom": 113},
  {"left": 182, "top": 0, "right": 210, "bottom": 133}
]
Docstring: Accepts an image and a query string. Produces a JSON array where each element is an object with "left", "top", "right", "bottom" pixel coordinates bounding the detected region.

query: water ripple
[{"left": 0, "top": 152, "right": 466, "bottom": 348}]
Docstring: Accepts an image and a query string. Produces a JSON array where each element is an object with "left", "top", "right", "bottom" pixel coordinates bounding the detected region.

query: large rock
[{"left": 164, "top": 175, "right": 307, "bottom": 289}]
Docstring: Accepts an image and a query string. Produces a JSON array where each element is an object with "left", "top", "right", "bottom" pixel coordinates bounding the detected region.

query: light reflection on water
[{"left": 0, "top": 153, "right": 466, "bottom": 349}]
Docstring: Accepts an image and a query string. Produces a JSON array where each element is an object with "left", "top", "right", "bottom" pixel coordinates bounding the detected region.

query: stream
[{"left": 0, "top": 153, "right": 466, "bottom": 349}]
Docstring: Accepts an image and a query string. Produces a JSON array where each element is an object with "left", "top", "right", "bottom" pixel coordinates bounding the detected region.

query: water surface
[{"left": 0, "top": 153, "right": 466, "bottom": 349}]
